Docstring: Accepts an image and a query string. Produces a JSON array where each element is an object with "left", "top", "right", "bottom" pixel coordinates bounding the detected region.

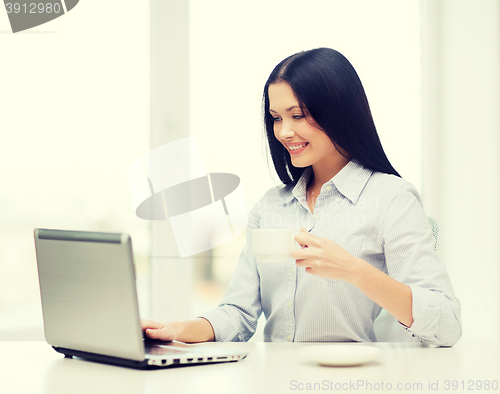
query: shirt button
[
  {"left": 336, "top": 198, "right": 341, "bottom": 203},
  {"left": 287, "top": 335, "right": 292, "bottom": 342},
  {"left": 286, "top": 301, "right": 291, "bottom": 308},
  {"left": 325, "top": 185, "right": 332, "bottom": 191},
  {"left": 314, "top": 215, "right": 319, "bottom": 220},
  {"left": 290, "top": 268, "right": 294, "bottom": 275}
]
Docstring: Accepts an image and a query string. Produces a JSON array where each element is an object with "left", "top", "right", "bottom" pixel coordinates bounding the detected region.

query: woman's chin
[{"left": 290, "top": 158, "right": 311, "bottom": 168}]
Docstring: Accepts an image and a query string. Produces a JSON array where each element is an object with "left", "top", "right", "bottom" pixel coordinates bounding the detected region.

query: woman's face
[{"left": 268, "top": 81, "right": 340, "bottom": 170}]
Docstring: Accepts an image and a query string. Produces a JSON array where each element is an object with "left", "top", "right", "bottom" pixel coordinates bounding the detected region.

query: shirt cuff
[
  {"left": 403, "top": 285, "right": 441, "bottom": 337},
  {"left": 198, "top": 307, "right": 242, "bottom": 342}
]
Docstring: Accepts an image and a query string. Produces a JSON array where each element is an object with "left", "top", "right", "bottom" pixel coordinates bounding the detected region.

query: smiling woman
[
  {"left": 186, "top": 2, "right": 424, "bottom": 340},
  {"left": 143, "top": 48, "right": 462, "bottom": 346},
  {"left": 268, "top": 81, "right": 349, "bottom": 212},
  {"left": 269, "top": 82, "right": 344, "bottom": 174}
]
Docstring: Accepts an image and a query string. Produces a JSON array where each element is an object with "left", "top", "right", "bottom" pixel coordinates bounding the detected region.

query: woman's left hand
[{"left": 292, "top": 227, "right": 364, "bottom": 283}]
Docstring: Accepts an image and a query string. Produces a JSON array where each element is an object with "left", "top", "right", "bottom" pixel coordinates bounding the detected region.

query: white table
[{"left": 0, "top": 341, "right": 498, "bottom": 394}]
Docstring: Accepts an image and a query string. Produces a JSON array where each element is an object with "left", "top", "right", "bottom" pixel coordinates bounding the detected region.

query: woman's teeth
[{"left": 289, "top": 143, "right": 308, "bottom": 151}]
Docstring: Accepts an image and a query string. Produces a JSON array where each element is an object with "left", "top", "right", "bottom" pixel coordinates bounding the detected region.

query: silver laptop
[{"left": 34, "top": 228, "right": 247, "bottom": 369}]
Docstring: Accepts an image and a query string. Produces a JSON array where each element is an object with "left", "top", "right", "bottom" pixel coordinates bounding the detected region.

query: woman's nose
[{"left": 278, "top": 120, "right": 295, "bottom": 139}]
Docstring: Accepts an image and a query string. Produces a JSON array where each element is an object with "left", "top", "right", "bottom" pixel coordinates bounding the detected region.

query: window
[{"left": 0, "top": 2, "right": 150, "bottom": 340}]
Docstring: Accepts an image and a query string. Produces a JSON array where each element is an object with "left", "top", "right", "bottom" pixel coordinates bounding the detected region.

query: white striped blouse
[{"left": 200, "top": 160, "right": 462, "bottom": 346}]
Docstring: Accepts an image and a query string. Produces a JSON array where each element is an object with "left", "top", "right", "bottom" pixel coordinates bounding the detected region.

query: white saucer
[{"left": 299, "top": 344, "right": 381, "bottom": 367}]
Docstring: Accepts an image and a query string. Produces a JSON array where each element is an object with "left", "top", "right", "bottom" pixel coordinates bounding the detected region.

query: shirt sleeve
[
  {"left": 198, "top": 205, "right": 263, "bottom": 342},
  {"left": 382, "top": 183, "right": 462, "bottom": 346}
]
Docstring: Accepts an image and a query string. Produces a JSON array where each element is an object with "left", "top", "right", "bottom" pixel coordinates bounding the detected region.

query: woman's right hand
[{"left": 141, "top": 318, "right": 178, "bottom": 342}]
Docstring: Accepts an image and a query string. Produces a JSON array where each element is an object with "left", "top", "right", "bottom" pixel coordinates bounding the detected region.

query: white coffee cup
[{"left": 252, "top": 229, "right": 296, "bottom": 263}]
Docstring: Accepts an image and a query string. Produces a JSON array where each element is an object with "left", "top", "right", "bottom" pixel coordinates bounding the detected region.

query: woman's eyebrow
[{"left": 269, "top": 106, "right": 302, "bottom": 113}]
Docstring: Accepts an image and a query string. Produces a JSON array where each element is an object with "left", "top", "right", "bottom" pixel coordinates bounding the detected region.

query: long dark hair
[{"left": 263, "top": 47, "right": 400, "bottom": 184}]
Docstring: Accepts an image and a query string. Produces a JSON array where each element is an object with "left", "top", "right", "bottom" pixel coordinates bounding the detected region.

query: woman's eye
[
  {"left": 273, "top": 117, "right": 282, "bottom": 122},
  {"left": 293, "top": 114, "right": 304, "bottom": 120}
]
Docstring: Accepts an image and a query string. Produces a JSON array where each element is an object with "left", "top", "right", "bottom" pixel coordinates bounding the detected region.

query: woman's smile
[{"left": 287, "top": 142, "right": 309, "bottom": 154}]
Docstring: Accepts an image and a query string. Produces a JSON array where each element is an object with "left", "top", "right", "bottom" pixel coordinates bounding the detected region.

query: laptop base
[
  {"left": 53, "top": 347, "right": 152, "bottom": 369},
  {"left": 53, "top": 346, "right": 243, "bottom": 370}
]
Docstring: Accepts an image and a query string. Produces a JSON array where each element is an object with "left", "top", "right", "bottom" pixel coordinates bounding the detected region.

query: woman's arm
[
  {"left": 350, "top": 257, "right": 413, "bottom": 327},
  {"left": 141, "top": 318, "right": 215, "bottom": 342},
  {"left": 293, "top": 182, "right": 462, "bottom": 346},
  {"left": 142, "top": 198, "right": 267, "bottom": 344},
  {"left": 293, "top": 228, "right": 413, "bottom": 327}
]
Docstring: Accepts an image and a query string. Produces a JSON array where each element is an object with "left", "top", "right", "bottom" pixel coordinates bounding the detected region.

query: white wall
[
  {"left": 190, "top": 0, "right": 423, "bottom": 200},
  {"left": 422, "top": 0, "right": 500, "bottom": 343}
]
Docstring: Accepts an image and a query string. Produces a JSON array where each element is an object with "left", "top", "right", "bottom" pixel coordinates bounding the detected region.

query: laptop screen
[{"left": 34, "top": 229, "right": 145, "bottom": 361}]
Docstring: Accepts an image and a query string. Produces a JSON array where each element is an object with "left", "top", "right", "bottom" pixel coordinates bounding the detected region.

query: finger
[
  {"left": 295, "top": 257, "right": 317, "bottom": 268},
  {"left": 294, "top": 232, "right": 307, "bottom": 247},
  {"left": 145, "top": 327, "right": 174, "bottom": 341},
  {"left": 294, "top": 231, "right": 320, "bottom": 248},
  {"left": 304, "top": 266, "right": 316, "bottom": 275},
  {"left": 291, "top": 248, "right": 311, "bottom": 260},
  {"left": 293, "top": 249, "right": 315, "bottom": 266},
  {"left": 140, "top": 318, "right": 165, "bottom": 330},
  {"left": 298, "top": 227, "right": 309, "bottom": 248},
  {"left": 145, "top": 328, "right": 161, "bottom": 340},
  {"left": 294, "top": 259, "right": 309, "bottom": 267}
]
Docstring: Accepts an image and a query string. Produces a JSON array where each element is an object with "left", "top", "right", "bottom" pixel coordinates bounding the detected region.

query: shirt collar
[
  {"left": 332, "top": 159, "right": 373, "bottom": 204},
  {"left": 279, "top": 160, "right": 373, "bottom": 205}
]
